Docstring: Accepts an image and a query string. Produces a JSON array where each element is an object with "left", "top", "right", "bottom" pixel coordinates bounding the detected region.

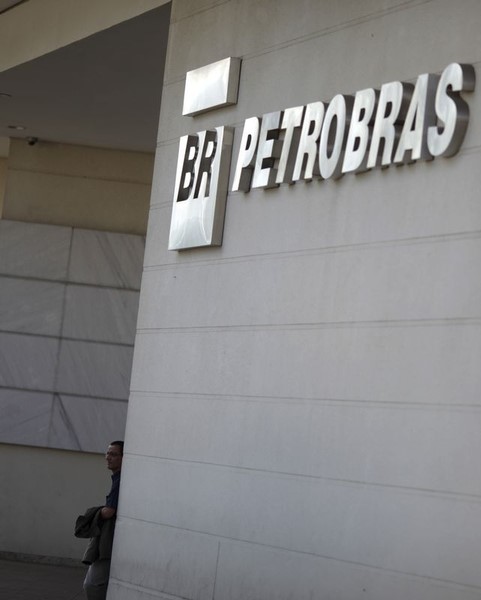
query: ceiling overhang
[{"left": 0, "top": 3, "right": 170, "bottom": 153}]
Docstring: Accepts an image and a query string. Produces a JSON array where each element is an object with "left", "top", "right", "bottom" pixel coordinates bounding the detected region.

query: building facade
[{"left": 1, "top": 1, "right": 481, "bottom": 599}]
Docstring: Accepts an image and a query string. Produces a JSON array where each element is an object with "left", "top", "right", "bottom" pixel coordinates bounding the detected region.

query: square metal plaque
[{"left": 182, "top": 57, "right": 241, "bottom": 116}]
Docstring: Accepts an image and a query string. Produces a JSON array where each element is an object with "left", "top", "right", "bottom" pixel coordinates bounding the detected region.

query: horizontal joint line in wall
[
  {"left": 165, "top": 0, "right": 434, "bottom": 87},
  {"left": 236, "top": 0, "right": 436, "bottom": 65},
  {"left": 0, "top": 272, "right": 141, "bottom": 292},
  {"left": 126, "top": 452, "right": 481, "bottom": 504},
  {"left": 0, "top": 328, "right": 135, "bottom": 348},
  {"left": 128, "top": 389, "right": 481, "bottom": 412},
  {"left": 0, "top": 385, "right": 128, "bottom": 403},
  {"left": 135, "top": 317, "right": 481, "bottom": 335},
  {"left": 143, "top": 229, "right": 481, "bottom": 272},
  {"left": 116, "top": 516, "right": 481, "bottom": 595}
]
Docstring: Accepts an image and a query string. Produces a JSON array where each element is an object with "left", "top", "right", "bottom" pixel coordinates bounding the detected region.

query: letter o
[{"left": 319, "top": 94, "right": 350, "bottom": 180}]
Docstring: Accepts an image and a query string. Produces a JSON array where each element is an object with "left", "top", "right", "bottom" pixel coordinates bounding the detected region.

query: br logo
[{"left": 168, "top": 126, "right": 233, "bottom": 251}]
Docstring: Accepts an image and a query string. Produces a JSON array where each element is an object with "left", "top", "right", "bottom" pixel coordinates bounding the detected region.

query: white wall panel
[
  {"left": 110, "top": 518, "right": 219, "bottom": 600},
  {"left": 120, "top": 0, "right": 481, "bottom": 598},
  {"left": 120, "top": 455, "right": 481, "bottom": 588},
  {"left": 214, "top": 540, "right": 481, "bottom": 600},
  {"left": 168, "top": 0, "right": 481, "bottom": 81},
  {"left": 163, "top": 2, "right": 481, "bottom": 139},
  {"left": 139, "top": 235, "right": 481, "bottom": 329},
  {"left": 130, "top": 325, "right": 481, "bottom": 405},
  {"left": 125, "top": 393, "right": 481, "bottom": 496}
]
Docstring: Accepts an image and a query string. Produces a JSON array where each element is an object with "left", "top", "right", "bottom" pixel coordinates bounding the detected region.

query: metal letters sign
[
  {"left": 169, "top": 62, "right": 475, "bottom": 251},
  {"left": 168, "top": 126, "right": 233, "bottom": 250},
  {"left": 232, "top": 63, "right": 475, "bottom": 191},
  {"left": 169, "top": 57, "right": 240, "bottom": 251}
]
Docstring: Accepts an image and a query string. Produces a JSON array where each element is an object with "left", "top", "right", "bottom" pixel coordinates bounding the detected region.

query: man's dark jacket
[{"left": 74, "top": 506, "right": 115, "bottom": 565}]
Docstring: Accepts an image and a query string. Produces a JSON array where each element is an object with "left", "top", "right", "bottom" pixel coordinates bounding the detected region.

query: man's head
[{"left": 106, "top": 440, "right": 124, "bottom": 473}]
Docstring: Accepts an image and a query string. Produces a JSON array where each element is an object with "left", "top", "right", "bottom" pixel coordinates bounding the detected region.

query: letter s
[{"left": 427, "top": 63, "right": 475, "bottom": 158}]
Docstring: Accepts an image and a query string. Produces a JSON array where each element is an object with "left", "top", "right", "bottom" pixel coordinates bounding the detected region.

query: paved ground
[{"left": 0, "top": 558, "right": 87, "bottom": 600}]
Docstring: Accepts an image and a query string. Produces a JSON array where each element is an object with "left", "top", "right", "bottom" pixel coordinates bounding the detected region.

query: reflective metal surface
[
  {"left": 276, "top": 105, "right": 304, "bottom": 184},
  {"left": 182, "top": 57, "right": 241, "bottom": 116},
  {"left": 173, "top": 62, "right": 475, "bottom": 250},
  {"left": 232, "top": 117, "right": 260, "bottom": 192},
  {"left": 427, "top": 63, "right": 476, "bottom": 157},
  {"left": 342, "top": 88, "right": 377, "bottom": 174},
  {"left": 169, "top": 126, "right": 233, "bottom": 250},
  {"left": 367, "top": 81, "right": 413, "bottom": 169},
  {"left": 292, "top": 102, "right": 324, "bottom": 181},
  {"left": 319, "top": 94, "right": 353, "bottom": 180},
  {"left": 252, "top": 110, "right": 283, "bottom": 189},
  {"left": 393, "top": 73, "right": 438, "bottom": 163}
]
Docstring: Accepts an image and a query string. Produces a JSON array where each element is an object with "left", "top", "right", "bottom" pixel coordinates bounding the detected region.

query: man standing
[{"left": 82, "top": 440, "right": 123, "bottom": 600}]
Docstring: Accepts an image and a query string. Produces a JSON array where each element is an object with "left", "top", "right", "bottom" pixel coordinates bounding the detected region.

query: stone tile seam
[
  {"left": 164, "top": 0, "right": 435, "bottom": 86},
  {"left": 211, "top": 541, "right": 221, "bottom": 600},
  {"left": 46, "top": 228, "right": 74, "bottom": 445},
  {"left": 170, "top": 0, "right": 424, "bottom": 27},
  {"left": 128, "top": 389, "right": 481, "bottom": 413},
  {"left": 169, "top": 0, "right": 228, "bottom": 26},
  {"left": 143, "top": 228, "right": 481, "bottom": 271},
  {"left": 240, "top": 29, "right": 480, "bottom": 81},
  {"left": 0, "top": 384, "right": 129, "bottom": 403},
  {"left": 124, "top": 453, "right": 481, "bottom": 505},
  {"left": 135, "top": 316, "right": 481, "bottom": 336},
  {"left": 0, "top": 329, "right": 135, "bottom": 348},
  {"left": 50, "top": 393, "right": 82, "bottom": 450},
  {"left": 0, "top": 273, "right": 142, "bottom": 292},
  {"left": 114, "top": 516, "right": 481, "bottom": 595}
]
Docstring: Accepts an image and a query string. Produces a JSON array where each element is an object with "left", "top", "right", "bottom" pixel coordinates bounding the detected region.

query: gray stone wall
[
  {"left": 0, "top": 219, "right": 144, "bottom": 452},
  {"left": 111, "top": 1, "right": 481, "bottom": 599}
]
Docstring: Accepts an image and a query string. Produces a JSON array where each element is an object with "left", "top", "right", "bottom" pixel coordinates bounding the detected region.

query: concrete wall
[
  {"left": 0, "top": 140, "right": 150, "bottom": 455},
  {"left": 3, "top": 139, "right": 153, "bottom": 234},
  {"left": 0, "top": 140, "right": 148, "bottom": 557},
  {"left": 111, "top": 1, "right": 481, "bottom": 599},
  {"left": 0, "top": 443, "right": 110, "bottom": 561}
]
